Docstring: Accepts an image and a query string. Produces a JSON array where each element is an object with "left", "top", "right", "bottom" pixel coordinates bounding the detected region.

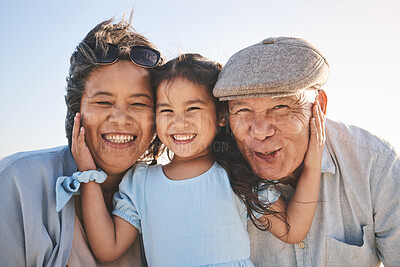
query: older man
[{"left": 214, "top": 37, "right": 400, "bottom": 267}]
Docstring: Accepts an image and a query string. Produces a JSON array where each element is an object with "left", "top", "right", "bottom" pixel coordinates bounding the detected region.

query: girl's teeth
[{"left": 173, "top": 134, "right": 196, "bottom": 141}]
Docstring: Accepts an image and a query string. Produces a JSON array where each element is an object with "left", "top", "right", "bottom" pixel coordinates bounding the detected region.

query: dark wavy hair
[
  {"left": 64, "top": 18, "right": 164, "bottom": 163},
  {"left": 214, "top": 122, "right": 287, "bottom": 231},
  {"left": 152, "top": 53, "right": 286, "bottom": 230}
]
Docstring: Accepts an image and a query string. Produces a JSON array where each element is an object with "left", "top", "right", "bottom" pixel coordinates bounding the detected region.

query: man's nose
[{"left": 249, "top": 114, "right": 275, "bottom": 140}]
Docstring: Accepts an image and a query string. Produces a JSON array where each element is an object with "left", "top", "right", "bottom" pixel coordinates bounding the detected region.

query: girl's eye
[
  {"left": 159, "top": 109, "right": 173, "bottom": 113},
  {"left": 187, "top": 107, "right": 200, "bottom": 111}
]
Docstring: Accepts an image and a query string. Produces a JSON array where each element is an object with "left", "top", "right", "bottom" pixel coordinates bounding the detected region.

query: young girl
[{"left": 71, "top": 54, "right": 325, "bottom": 266}]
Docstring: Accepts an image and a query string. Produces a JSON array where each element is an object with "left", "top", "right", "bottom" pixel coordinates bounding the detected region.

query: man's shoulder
[{"left": 326, "top": 118, "right": 394, "bottom": 156}]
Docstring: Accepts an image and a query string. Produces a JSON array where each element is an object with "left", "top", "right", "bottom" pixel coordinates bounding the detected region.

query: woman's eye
[
  {"left": 130, "top": 103, "right": 148, "bottom": 107},
  {"left": 187, "top": 107, "right": 200, "bottom": 111},
  {"left": 96, "top": 101, "right": 112, "bottom": 106}
]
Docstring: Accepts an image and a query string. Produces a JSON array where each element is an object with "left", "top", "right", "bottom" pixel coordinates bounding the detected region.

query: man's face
[{"left": 229, "top": 94, "right": 313, "bottom": 181}]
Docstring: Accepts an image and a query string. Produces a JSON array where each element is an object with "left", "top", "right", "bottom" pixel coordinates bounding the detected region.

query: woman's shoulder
[
  {"left": 0, "top": 146, "right": 74, "bottom": 185},
  {"left": 1, "top": 146, "right": 67, "bottom": 168}
]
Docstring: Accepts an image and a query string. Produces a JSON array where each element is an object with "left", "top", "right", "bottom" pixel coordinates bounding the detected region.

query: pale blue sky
[{"left": 1, "top": 0, "right": 399, "bottom": 158}]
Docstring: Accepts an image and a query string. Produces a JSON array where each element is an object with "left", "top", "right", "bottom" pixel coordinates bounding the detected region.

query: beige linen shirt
[
  {"left": 249, "top": 119, "right": 400, "bottom": 267},
  {"left": 67, "top": 215, "right": 143, "bottom": 267}
]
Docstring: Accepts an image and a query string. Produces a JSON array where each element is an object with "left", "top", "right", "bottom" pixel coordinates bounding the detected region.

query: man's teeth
[
  {"left": 104, "top": 134, "right": 135, "bottom": 144},
  {"left": 173, "top": 134, "right": 196, "bottom": 141},
  {"left": 258, "top": 151, "right": 275, "bottom": 156}
]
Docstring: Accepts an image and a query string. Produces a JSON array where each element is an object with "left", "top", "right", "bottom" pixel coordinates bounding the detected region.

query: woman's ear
[{"left": 317, "top": 89, "right": 328, "bottom": 115}]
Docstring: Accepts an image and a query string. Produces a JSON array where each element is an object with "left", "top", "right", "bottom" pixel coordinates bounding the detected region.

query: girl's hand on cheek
[
  {"left": 303, "top": 100, "right": 326, "bottom": 172},
  {"left": 72, "top": 113, "right": 97, "bottom": 171}
]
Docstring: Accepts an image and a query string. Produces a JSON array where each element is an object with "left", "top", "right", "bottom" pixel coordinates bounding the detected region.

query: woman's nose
[{"left": 109, "top": 105, "right": 133, "bottom": 126}]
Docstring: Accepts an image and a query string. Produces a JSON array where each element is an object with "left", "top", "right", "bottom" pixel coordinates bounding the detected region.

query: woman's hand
[
  {"left": 72, "top": 113, "right": 97, "bottom": 171},
  {"left": 303, "top": 100, "right": 326, "bottom": 173}
]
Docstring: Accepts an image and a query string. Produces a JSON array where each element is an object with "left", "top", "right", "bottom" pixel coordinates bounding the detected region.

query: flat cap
[{"left": 213, "top": 37, "right": 329, "bottom": 101}]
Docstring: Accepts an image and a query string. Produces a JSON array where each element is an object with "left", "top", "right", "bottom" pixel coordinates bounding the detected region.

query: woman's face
[{"left": 80, "top": 61, "right": 154, "bottom": 176}]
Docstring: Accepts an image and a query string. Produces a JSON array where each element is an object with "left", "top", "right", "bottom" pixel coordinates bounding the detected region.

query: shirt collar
[{"left": 321, "top": 143, "right": 336, "bottom": 175}]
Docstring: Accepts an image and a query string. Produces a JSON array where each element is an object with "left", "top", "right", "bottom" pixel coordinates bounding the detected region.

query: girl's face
[{"left": 156, "top": 78, "right": 224, "bottom": 160}]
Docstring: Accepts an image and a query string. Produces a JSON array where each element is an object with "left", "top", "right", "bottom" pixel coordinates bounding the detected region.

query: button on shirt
[{"left": 248, "top": 119, "right": 400, "bottom": 267}]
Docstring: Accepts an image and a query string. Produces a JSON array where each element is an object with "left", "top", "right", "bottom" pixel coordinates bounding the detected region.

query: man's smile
[{"left": 253, "top": 149, "right": 281, "bottom": 163}]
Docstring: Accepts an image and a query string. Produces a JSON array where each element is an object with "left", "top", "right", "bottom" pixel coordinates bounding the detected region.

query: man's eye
[
  {"left": 237, "top": 108, "right": 250, "bottom": 113},
  {"left": 230, "top": 108, "right": 250, "bottom": 116},
  {"left": 273, "top": 105, "right": 288, "bottom": 109},
  {"left": 187, "top": 107, "right": 200, "bottom": 111}
]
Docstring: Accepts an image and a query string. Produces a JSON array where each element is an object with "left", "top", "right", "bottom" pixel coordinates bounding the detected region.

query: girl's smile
[{"left": 171, "top": 133, "right": 197, "bottom": 144}]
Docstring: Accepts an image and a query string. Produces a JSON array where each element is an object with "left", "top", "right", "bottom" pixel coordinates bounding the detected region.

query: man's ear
[
  {"left": 317, "top": 89, "right": 328, "bottom": 115},
  {"left": 218, "top": 112, "right": 227, "bottom": 127}
]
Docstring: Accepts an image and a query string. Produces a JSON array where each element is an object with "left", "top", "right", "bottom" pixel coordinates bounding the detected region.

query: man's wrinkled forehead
[{"left": 229, "top": 90, "right": 316, "bottom": 108}]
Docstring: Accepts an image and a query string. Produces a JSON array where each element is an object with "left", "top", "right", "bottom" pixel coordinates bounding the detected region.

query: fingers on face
[
  {"left": 312, "top": 101, "right": 326, "bottom": 145},
  {"left": 78, "top": 126, "right": 86, "bottom": 149},
  {"left": 72, "top": 113, "right": 81, "bottom": 153},
  {"left": 72, "top": 113, "right": 87, "bottom": 153},
  {"left": 72, "top": 113, "right": 81, "bottom": 142}
]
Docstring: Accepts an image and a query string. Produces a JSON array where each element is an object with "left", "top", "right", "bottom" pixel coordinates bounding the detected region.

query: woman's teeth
[
  {"left": 172, "top": 134, "right": 196, "bottom": 141},
  {"left": 104, "top": 134, "right": 135, "bottom": 144}
]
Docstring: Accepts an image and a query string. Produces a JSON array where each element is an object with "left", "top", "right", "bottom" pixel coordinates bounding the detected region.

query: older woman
[{"left": 0, "top": 19, "right": 162, "bottom": 266}]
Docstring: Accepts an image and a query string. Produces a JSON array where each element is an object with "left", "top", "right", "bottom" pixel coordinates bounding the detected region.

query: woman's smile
[{"left": 103, "top": 133, "right": 137, "bottom": 146}]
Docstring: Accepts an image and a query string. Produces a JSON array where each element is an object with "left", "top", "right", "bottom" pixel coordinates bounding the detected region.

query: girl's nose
[{"left": 173, "top": 113, "right": 190, "bottom": 130}]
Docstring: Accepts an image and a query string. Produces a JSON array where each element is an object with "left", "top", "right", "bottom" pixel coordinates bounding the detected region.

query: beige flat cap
[{"left": 213, "top": 37, "right": 329, "bottom": 101}]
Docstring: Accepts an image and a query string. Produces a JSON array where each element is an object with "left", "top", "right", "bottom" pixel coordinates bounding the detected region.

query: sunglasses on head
[{"left": 92, "top": 44, "right": 161, "bottom": 68}]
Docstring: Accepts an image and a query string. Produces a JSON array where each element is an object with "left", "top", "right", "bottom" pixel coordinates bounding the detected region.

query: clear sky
[{"left": 1, "top": 0, "right": 399, "bottom": 158}]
